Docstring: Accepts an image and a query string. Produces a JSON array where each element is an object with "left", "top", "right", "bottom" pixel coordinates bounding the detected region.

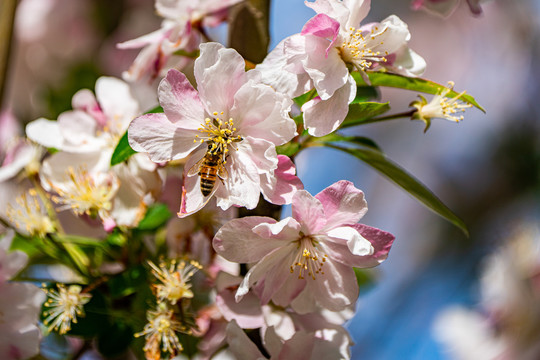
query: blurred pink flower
[{"left": 118, "top": 0, "right": 243, "bottom": 82}]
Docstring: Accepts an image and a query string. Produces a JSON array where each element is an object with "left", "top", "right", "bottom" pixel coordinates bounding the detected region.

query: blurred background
[{"left": 2, "top": 0, "right": 540, "bottom": 359}]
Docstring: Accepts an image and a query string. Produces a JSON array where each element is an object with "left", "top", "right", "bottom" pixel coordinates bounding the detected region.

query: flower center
[
  {"left": 149, "top": 260, "right": 202, "bottom": 305},
  {"left": 194, "top": 112, "right": 242, "bottom": 161},
  {"left": 6, "top": 189, "right": 54, "bottom": 238},
  {"left": 290, "top": 235, "right": 328, "bottom": 280},
  {"left": 414, "top": 82, "right": 473, "bottom": 122},
  {"left": 50, "top": 167, "right": 118, "bottom": 217},
  {"left": 339, "top": 27, "right": 388, "bottom": 71},
  {"left": 43, "top": 284, "right": 92, "bottom": 335}
]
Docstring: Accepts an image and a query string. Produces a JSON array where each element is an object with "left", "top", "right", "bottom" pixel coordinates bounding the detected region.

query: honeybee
[{"left": 187, "top": 144, "right": 228, "bottom": 197}]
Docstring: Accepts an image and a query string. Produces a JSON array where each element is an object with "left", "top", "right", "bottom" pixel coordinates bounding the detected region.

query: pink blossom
[
  {"left": 411, "top": 0, "right": 485, "bottom": 17},
  {"left": 118, "top": 0, "right": 242, "bottom": 82},
  {"left": 128, "top": 43, "right": 300, "bottom": 216},
  {"left": 0, "top": 231, "right": 45, "bottom": 360},
  {"left": 26, "top": 77, "right": 162, "bottom": 229},
  {"left": 257, "top": 0, "right": 426, "bottom": 136},
  {"left": 213, "top": 180, "right": 395, "bottom": 313}
]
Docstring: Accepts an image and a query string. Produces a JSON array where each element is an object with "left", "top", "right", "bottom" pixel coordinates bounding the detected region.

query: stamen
[{"left": 290, "top": 235, "right": 328, "bottom": 280}]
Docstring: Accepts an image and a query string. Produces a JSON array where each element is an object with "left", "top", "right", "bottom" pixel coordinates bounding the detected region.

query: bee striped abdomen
[{"left": 199, "top": 156, "right": 219, "bottom": 197}]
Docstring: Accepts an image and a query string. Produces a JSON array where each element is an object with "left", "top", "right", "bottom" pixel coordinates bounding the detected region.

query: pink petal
[
  {"left": 252, "top": 217, "right": 301, "bottom": 240},
  {"left": 236, "top": 245, "right": 295, "bottom": 302},
  {"left": 321, "top": 224, "right": 395, "bottom": 268},
  {"left": 345, "top": 0, "right": 371, "bottom": 29},
  {"left": 350, "top": 224, "right": 395, "bottom": 263},
  {"left": 327, "top": 226, "right": 373, "bottom": 256},
  {"left": 127, "top": 112, "right": 200, "bottom": 162},
  {"left": 302, "top": 35, "right": 348, "bottom": 100},
  {"left": 178, "top": 147, "right": 215, "bottom": 216},
  {"left": 215, "top": 144, "right": 264, "bottom": 210},
  {"left": 57, "top": 110, "right": 99, "bottom": 147},
  {"left": 72, "top": 89, "right": 106, "bottom": 127},
  {"left": 302, "top": 75, "right": 356, "bottom": 136},
  {"left": 225, "top": 321, "right": 265, "bottom": 360},
  {"left": 95, "top": 77, "right": 139, "bottom": 130},
  {"left": 231, "top": 81, "right": 296, "bottom": 146},
  {"left": 301, "top": 14, "right": 340, "bottom": 54},
  {"left": 213, "top": 217, "right": 286, "bottom": 264},
  {"left": 194, "top": 43, "right": 247, "bottom": 114},
  {"left": 292, "top": 190, "right": 327, "bottom": 234},
  {"left": 270, "top": 270, "right": 307, "bottom": 308},
  {"left": 305, "top": 259, "right": 358, "bottom": 311},
  {"left": 277, "top": 331, "right": 315, "bottom": 360},
  {"left": 255, "top": 37, "right": 312, "bottom": 98},
  {"left": 260, "top": 155, "right": 304, "bottom": 206},
  {"left": 315, "top": 180, "right": 368, "bottom": 230},
  {"left": 304, "top": 0, "right": 351, "bottom": 26},
  {"left": 158, "top": 69, "right": 205, "bottom": 128},
  {"left": 216, "top": 273, "right": 264, "bottom": 329}
]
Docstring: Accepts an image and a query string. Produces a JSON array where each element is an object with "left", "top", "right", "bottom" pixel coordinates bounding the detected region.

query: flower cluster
[{"left": 0, "top": 0, "right": 481, "bottom": 359}]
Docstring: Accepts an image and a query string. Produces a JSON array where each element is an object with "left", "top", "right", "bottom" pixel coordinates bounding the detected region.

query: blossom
[
  {"left": 42, "top": 284, "right": 92, "bottom": 335},
  {"left": 128, "top": 42, "right": 300, "bottom": 216},
  {"left": 411, "top": 0, "right": 486, "bottom": 17},
  {"left": 0, "top": 111, "right": 43, "bottom": 182},
  {"left": 0, "top": 231, "right": 45, "bottom": 359},
  {"left": 135, "top": 303, "right": 189, "bottom": 360},
  {"left": 118, "top": 0, "right": 243, "bottom": 82},
  {"left": 257, "top": 0, "right": 426, "bottom": 137},
  {"left": 6, "top": 188, "right": 55, "bottom": 238},
  {"left": 410, "top": 81, "right": 472, "bottom": 132},
  {"left": 213, "top": 180, "right": 395, "bottom": 313},
  {"left": 26, "top": 77, "right": 162, "bottom": 229},
  {"left": 149, "top": 259, "right": 202, "bottom": 305},
  {"left": 226, "top": 319, "right": 351, "bottom": 360}
]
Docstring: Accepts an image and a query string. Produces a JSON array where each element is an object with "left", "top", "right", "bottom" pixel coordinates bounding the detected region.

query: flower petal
[
  {"left": 315, "top": 180, "right": 368, "bottom": 230},
  {"left": 302, "top": 35, "right": 348, "bottom": 100},
  {"left": 225, "top": 321, "right": 265, "bottom": 360},
  {"left": 231, "top": 80, "right": 296, "bottom": 146},
  {"left": 302, "top": 75, "right": 356, "bottom": 137},
  {"left": 128, "top": 113, "right": 200, "bottom": 162},
  {"left": 195, "top": 43, "right": 247, "bottom": 113},
  {"left": 25, "top": 118, "right": 64, "bottom": 150},
  {"left": 301, "top": 14, "right": 340, "bottom": 52},
  {"left": 158, "top": 69, "right": 205, "bottom": 128},
  {"left": 256, "top": 37, "right": 312, "bottom": 98},
  {"left": 260, "top": 155, "right": 304, "bottom": 206},
  {"left": 305, "top": 259, "right": 358, "bottom": 311},
  {"left": 327, "top": 226, "right": 373, "bottom": 256},
  {"left": 213, "top": 217, "right": 286, "bottom": 263},
  {"left": 95, "top": 77, "right": 139, "bottom": 131},
  {"left": 292, "top": 190, "right": 327, "bottom": 234}
]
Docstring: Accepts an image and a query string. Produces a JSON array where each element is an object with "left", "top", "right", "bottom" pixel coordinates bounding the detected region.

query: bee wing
[
  {"left": 217, "top": 164, "right": 228, "bottom": 180},
  {"left": 187, "top": 156, "right": 205, "bottom": 177}
]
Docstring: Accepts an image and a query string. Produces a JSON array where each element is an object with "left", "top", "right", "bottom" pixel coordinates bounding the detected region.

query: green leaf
[
  {"left": 293, "top": 89, "right": 317, "bottom": 108},
  {"left": 97, "top": 321, "right": 134, "bottom": 357},
  {"left": 108, "top": 265, "right": 148, "bottom": 299},
  {"left": 353, "top": 268, "right": 374, "bottom": 289},
  {"left": 329, "top": 145, "right": 468, "bottom": 236},
  {"left": 353, "top": 72, "right": 485, "bottom": 112},
  {"left": 144, "top": 105, "right": 163, "bottom": 113},
  {"left": 172, "top": 49, "right": 200, "bottom": 58},
  {"left": 110, "top": 131, "right": 136, "bottom": 166},
  {"left": 137, "top": 203, "right": 172, "bottom": 231},
  {"left": 352, "top": 86, "right": 379, "bottom": 103},
  {"left": 314, "top": 133, "right": 381, "bottom": 150},
  {"left": 276, "top": 142, "right": 301, "bottom": 157},
  {"left": 340, "top": 102, "right": 391, "bottom": 129}
]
